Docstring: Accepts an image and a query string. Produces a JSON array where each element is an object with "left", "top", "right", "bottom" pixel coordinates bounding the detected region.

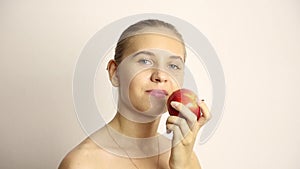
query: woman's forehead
[{"left": 122, "top": 34, "right": 185, "bottom": 60}]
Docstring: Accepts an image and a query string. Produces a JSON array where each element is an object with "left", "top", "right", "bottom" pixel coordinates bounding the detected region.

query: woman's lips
[{"left": 146, "top": 89, "right": 168, "bottom": 98}]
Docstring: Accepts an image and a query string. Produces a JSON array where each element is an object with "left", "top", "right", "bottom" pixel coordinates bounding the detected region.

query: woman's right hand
[{"left": 166, "top": 100, "right": 210, "bottom": 169}]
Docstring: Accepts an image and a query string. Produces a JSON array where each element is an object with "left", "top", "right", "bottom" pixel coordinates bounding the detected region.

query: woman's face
[{"left": 116, "top": 33, "right": 186, "bottom": 117}]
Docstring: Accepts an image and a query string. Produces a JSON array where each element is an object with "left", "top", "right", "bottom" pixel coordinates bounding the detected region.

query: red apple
[{"left": 167, "top": 88, "right": 202, "bottom": 120}]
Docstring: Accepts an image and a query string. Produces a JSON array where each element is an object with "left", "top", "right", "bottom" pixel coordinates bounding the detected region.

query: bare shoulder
[{"left": 58, "top": 138, "right": 107, "bottom": 169}]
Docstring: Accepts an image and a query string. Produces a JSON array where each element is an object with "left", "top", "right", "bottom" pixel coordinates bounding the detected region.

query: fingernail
[{"left": 171, "top": 101, "right": 179, "bottom": 107}]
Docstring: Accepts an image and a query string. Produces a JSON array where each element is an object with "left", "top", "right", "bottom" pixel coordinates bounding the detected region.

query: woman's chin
[{"left": 142, "top": 103, "right": 167, "bottom": 117}]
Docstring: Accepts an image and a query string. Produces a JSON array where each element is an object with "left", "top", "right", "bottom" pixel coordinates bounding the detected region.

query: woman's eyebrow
[
  {"left": 131, "top": 50, "right": 184, "bottom": 62},
  {"left": 169, "top": 55, "right": 184, "bottom": 63},
  {"left": 131, "top": 50, "right": 156, "bottom": 58}
]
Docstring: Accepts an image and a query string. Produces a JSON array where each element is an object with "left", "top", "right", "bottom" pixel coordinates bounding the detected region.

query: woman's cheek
[{"left": 128, "top": 73, "right": 151, "bottom": 112}]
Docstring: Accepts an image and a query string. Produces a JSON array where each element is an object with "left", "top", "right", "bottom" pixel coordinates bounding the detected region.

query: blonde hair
[{"left": 114, "top": 19, "right": 186, "bottom": 64}]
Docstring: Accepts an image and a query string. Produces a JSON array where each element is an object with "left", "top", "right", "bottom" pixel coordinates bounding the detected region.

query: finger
[
  {"left": 186, "top": 100, "right": 211, "bottom": 135},
  {"left": 167, "top": 122, "right": 197, "bottom": 147},
  {"left": 198, "top": 101, "right": 211, "bottom": 125},
  {"left": 167, "top": 116, "right": 191, "bottom": 138},
  {"left": 166, "top": 124, "right": 183, "bottom": 145},
  {"left": 170, "top": 101, "right": 197, "bottom": 128}
]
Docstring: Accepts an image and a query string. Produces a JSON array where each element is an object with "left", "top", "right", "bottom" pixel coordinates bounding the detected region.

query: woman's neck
[{"left": 108, "top": 112, "right": 161, "bottom": 138}]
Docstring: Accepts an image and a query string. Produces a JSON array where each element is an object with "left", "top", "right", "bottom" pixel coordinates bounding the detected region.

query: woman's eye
[
  {"left": 169, "top": 64, "right": 180, "bottom": 70},
  {"left": 138, "top": 59, "right": 152, "bottom": 65}
]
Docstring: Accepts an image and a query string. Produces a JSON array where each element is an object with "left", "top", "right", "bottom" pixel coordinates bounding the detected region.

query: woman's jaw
[{"left": 108, "top": 112, "right": 161, "bottom": 138}]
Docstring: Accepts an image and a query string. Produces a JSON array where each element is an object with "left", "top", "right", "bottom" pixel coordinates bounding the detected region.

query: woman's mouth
[{"left": 146, "top": 89, "right": 168, "bottom": 98}]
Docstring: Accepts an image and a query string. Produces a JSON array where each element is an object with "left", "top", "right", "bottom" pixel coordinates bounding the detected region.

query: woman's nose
[{"left": 150, "top": 69, "right": 168, "bottom": 83}]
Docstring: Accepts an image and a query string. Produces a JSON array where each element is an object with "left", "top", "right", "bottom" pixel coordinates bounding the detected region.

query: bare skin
[
  {"left": 58, "top": 33, "right": 211, "bottom": 169},
  {"left": 58, "top": 137, "right": 171, "bottom": 169},
  {"left": 58, "top": 111, "right": 207, "bottom": 169}
]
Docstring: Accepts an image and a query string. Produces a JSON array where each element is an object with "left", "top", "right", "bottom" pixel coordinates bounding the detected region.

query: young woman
[{"left": 59, "top": 19, "right": 210, "bottom": 169}]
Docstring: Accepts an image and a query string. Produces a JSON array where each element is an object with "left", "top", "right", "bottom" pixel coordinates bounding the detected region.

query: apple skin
[{"left": 167, "top": 88, "right": 202, "bottom": 120}]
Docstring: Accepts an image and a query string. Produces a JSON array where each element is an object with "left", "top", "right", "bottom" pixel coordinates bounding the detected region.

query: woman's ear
[{"left": 107, "top": 59, "right": 119, "bottom": 87}]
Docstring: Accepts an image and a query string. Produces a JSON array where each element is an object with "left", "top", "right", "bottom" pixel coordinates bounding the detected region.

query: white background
[{"left": 1, "top": 0, "right": 299, "bottom": 169}]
